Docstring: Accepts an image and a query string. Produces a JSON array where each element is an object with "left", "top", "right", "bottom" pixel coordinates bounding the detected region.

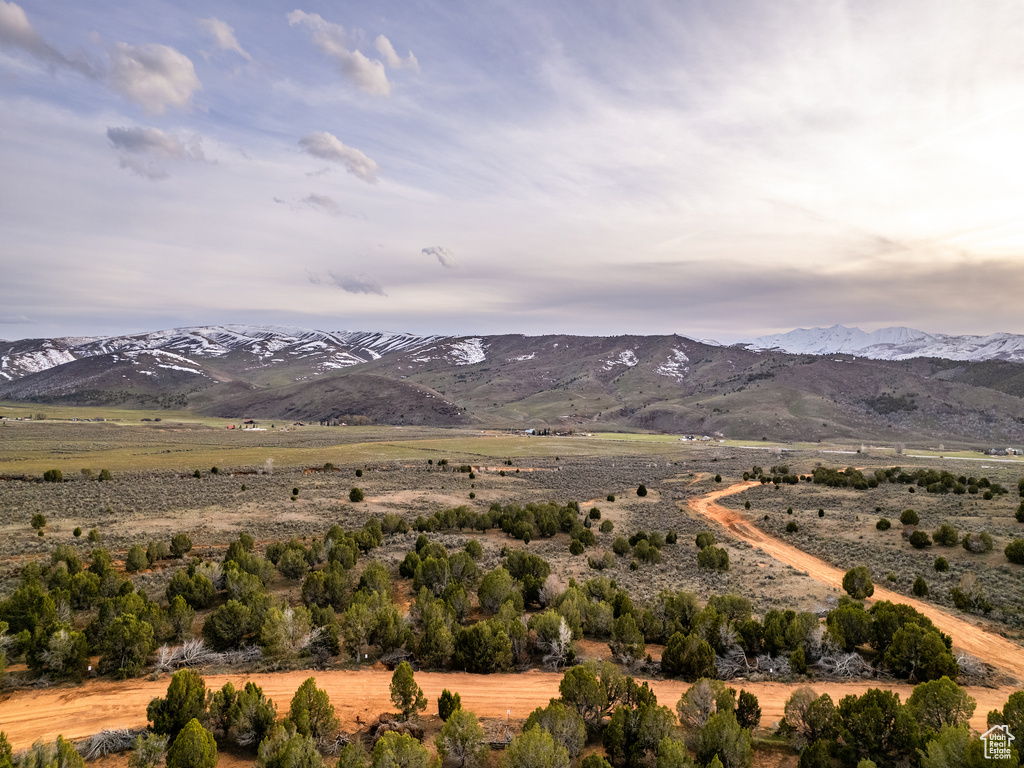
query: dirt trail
[
  {"left": 3, "top": 482, "right": 1021, "bottom": 747},
  {"left": 0, "top": 668, "right": 1015, "bottom": 749},
  {"left": 688, "top": 482, "right": 1024, "bottom": 679}
]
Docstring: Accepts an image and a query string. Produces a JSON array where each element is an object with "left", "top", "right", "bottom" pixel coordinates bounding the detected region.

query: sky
[{"left": 4, "top": 0, "right": 1024, "bottom": 343}]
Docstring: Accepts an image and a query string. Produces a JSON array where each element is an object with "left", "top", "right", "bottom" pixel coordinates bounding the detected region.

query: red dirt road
[
  {"left": 688, "top": 482, "right": 1024, "bottom": 679},
  {"left": 0, "top": 668, "right": 1016, "bottom": 750},
  {"left": 2, "top": 482, "right": 1021, "bottom": 748}
]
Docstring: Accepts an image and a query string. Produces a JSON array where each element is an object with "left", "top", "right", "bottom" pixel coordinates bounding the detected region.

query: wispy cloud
[
  {"left": 375, "top": 35, "right": 418, "bottom": 71},
  {"left": 287, "top": 10, "right": 390, "bottom": 95},
  {"left": 0, "top": 314, "right": 31, "bottom": 324},
  {"left": 301, "top": 192, "right": 341, "bottom": 214},
  {"left": 109, "top": 42, "right": 201, "bottom": 114},
  {"left": 328, "top": 271, "right": 385, "bottom": 295},
  {"left": 198, "top": 17, "right": 252, "bottom": 62},
  {"left": 107, "top": 126, "right": 206, "bottom": 179},
  {"left": 422, "top": 246, "right": 458, "bottom": 269},
  {"left": 0, "top": 1, "right": 98, "bottom": 76},
  {"left": 298, "top": 131, "right": 378, "bottom": 183},
  {"left": 7, "top": 1, "right": 1024, "bottom": 342}
]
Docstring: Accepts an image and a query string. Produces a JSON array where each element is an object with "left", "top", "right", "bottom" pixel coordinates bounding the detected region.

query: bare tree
[
  {"left": 677, "top": 679, "right": 734, "bottom": 731},
  {"left": 542, "top": 617, "right": 574, "bottom": 670},
  {"left": 814, "top": 650, "right": 872, "bottom": 679}
]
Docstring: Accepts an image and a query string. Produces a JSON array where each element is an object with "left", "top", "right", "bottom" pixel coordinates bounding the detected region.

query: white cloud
[
  {"left": 0, "top": 0, "right": 98, "bottom": 76},
  {"left": 0, "top": 314, "right": 31, "bottom": 324},
  {"left": 0, "top": 2, "right": 43, "bottom": 53},
  {"left": 298, "top": 131, "right": 378, "bottom": 183},
  {"left": 107, "top": 126, "right": 205, "bottom": 179},
  {"left": 422, "top": 246, "right": 458, "bottom": 269},
  {"left": 329, "top": 271, "right": 385, "bottom": 295},
  {"left": 109, "top": 42, "right": 201, "bottom": 114},
  {"left": 375, "top": 34, "right": 418, "bottom": 71},
  {"left": 287, "top": 10, "right": 390, "bottom": 95},
  {"left": 198, "top": 17, "right": 252, "bottom": 62}
]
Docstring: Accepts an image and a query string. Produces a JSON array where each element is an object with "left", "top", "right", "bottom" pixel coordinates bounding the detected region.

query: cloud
[
  {"left": 0, "top": 314, "right": 31, "bottom": 324},
  {"left": 375, "top": 34, "right": 418, "bottom": 70},
  {"left": 422, "top": 246, "right": 458, "bottom": 269},
  {"left": 298, "top": 131, "right": 378, "bottom": 183},
  {"left": 328, "top": 271, "right": 385, "bottom": 295},
  {"left": 198, "top": 17, "right": 252, "bottom": 61},
  {"left": 287, "top": 10, "right": 390, "bottom": 95},
  {"left": 0, "top": 1, "right": 98, "bottom": 76},
  {"left": 301, "top": 193, "right": 341, "bottom": 214},
  {"left": 306, "top": 270, "right": 321, "bottom": 285},
  {"left": 107, "top": 126, "right": 205, "bottom": 179},
  {"left": 109, "top": 42, "right": 201, "bottom": 114}
]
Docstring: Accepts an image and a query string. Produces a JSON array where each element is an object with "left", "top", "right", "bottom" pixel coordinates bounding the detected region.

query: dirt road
[
  {"left": 2, "top": 481, "right": 1021, "bottom": 748},
  {"left": 688, "top": 482, "right": 1024, "bottom": 679},
  {"left": 0, "top": 668, "right": 1016, "bottom": 749}
]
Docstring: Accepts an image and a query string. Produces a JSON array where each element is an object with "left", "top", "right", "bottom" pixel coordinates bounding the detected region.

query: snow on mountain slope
[
  {"left": 125, "top": 349, "right": 208, "bottom": 377},
  {"left": 6, "top": 321, "right": 1024, "bottom": 387},
  {"left": 0, "top": 325, "right": 446, "bottom": 383},
  {"left": 745, "top": 324, "right": 1024, "bottom": 362},
  {"left": 656, "top": 348, "right": 690, "bottom": 382},
  {"left": 334, "top": 331, "right": 446, "bottom": 360},
  {"left": 602, "top": 349, "right": 639, "bottom": 371},
  {"left": 448, "top": 338, "right": 486, "bottom": 365},
  {"left": 407, "top": 337, "right": 488, "bottom": 366},
  {"left": 0, "top": 340, "right": 78, "bottom": 380}
]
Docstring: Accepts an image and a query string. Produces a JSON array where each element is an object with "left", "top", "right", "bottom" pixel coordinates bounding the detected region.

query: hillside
[
  {"left": 4, "top": 325, "right": 1024, "bottom": 444},
  {"left": 195, "top": 373, "right": 470, "bottom": 426},
  {"left": 0, "top": 326, "right": 441, "bottom": 386}
]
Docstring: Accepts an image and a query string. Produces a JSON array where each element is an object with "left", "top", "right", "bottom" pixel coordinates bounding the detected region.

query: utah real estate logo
[{"left": 981, "top": 724, "right": 1015, "bottom": 761}]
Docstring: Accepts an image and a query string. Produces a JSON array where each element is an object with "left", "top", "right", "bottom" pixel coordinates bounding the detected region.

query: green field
[
  {"left": 0, "top": 412, "right": 709, "bottom": 474},
  {"left": 0, "top": 401, "right": 232, "bottom": 425},
  {"left": 5, "top": 402, "right": 1014, "bottom": 476}
]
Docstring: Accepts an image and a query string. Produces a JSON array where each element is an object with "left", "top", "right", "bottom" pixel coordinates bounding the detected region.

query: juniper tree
[{"left": 390, "top": 661, "right": 427, "bottom": 721}]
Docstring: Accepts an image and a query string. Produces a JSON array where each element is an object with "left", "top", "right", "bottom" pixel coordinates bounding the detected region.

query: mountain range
[
  {"left": 744, "top": 324, "right": 1024, "bottom": 363},
  {"left": 4, "top": 324, "right": 1024, "bottom": 444}
]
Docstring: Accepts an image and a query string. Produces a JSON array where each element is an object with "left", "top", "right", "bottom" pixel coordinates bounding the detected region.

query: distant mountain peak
[{"left": 743, "top": 324, "right": 1024, "bottom": 363}]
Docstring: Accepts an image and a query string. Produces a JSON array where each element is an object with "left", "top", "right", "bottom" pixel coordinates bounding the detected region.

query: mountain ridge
[
  {"left": 744, "top": 324, "right": 1024, "bottom": 363},
  {"left": 5, "top": 324, "right": 1024, "bottom": 444},
  {"left": 7, "top": 322, "right": 1024, "bottom": 385}
]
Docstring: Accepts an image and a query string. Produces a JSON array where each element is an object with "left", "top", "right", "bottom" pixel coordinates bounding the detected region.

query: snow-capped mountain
[
  {"left": 6, "top": 321, "right": 1024, "bottom": 390},
  {"left": 7, "top": 325, "right": 1024, "bottom": 443},
  {"left": 744, "top": 324, "right": 1024, "bottom": 363},
  {"left": 0, "top": 325, "right": 445, "bottom": 382},
  {"left": 0, "top": 338, "right": 82, "bottom": 380}
]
